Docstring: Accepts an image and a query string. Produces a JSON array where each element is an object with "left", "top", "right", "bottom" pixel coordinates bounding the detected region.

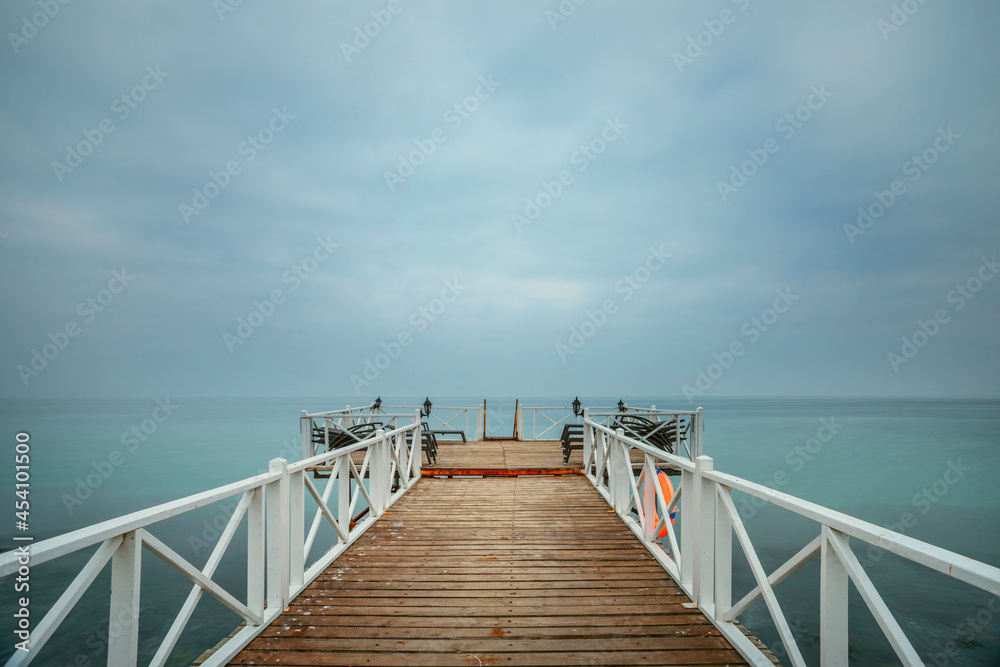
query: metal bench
[{"left": 561, "top": 423, "right": 584, "bottom": 463}]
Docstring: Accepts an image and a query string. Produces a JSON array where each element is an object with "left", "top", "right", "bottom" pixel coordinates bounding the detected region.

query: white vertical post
[
  {"left": 680, "top": 465, "right": 695, "bottom": 593},
  {"left": 338, "top": 453, "right": 351, "bottom": 540},
  {"left": 411, "top": 410, "right": 422, "bottom": 478},
  {"left": 475, "top": 402, "right": 484, "bottom": 440},
  {"left": 300, "top": 411, "right": 312, "bottom": 460},
  {"left": 266, "top": 458, "right": 288, "bottom": 611},
  {"left": 344, "top": 406, "right": 354, "bottom": 429},
  {"left": 692, "top": 455, "right": 715, "bottom": 614},
  {"left": 821, "top": 525, "right": 850, "bottom": 667},
  {"left": 517, "top": 402, "right": 524, "bottom": 440},
  {"left": 288, "top": 469, "right": 304, "bottom": 592},
  {"left": 395, "top": 430, "right": 409, "bottom": 488},
  {"left": 372, "top": 430, "right": 387, "bottom": 515},
  {"left": 613, "top": 428, "right": 629, "bottom": 513},
  {"left": 594, "top": 430, "right": 606, "bottom": 490},
  {"left": 642, "top": 453, "right": 656, "bottom": 542},
  {"left": 694, "top": 407, "right": 704, "bottom": 459},
  {"left": 715, "top": 486, "right": 732, "bottom": 617},
  {"left": 247, "top": 487, "right": 265, "bottom": 620},
  {"left": 108, "top": 530, "right": 141, "bottom": 667},
  {"left": 582, "top": 409, "right": 593, "bottom": 474}
]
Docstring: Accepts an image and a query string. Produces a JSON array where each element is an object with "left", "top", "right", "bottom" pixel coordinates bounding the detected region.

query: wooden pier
[
  {"left": 227, "top": 440, "right": 769, "bottom": 666},
  {"left": 10, "top": 404, "right": 996, "bottom": 666}
]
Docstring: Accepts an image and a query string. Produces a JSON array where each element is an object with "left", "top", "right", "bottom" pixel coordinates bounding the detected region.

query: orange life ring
[{"left": 639, "top": 469, "right": 675, "bottom": 537}]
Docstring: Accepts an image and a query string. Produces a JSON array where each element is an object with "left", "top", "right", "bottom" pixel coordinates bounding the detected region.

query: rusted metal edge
[{"left": 420, "top": 468, "right": 584, "bottom": 477}]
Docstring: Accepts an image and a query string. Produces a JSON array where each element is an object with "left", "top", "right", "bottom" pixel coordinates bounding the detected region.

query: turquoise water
[{"left": 1, "top": 397, "right": 998, "bottom": 665}]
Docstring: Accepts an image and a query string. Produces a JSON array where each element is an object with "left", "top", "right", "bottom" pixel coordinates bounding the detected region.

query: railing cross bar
[
  {"left": 717, "top": 487, "right": 807, "bottom": 667},
  {"left": 4, "top": 536, "right": 122, "bottom": 667},
  {"left": 140, "top": 530, "right": 261, "bottom": 626}
]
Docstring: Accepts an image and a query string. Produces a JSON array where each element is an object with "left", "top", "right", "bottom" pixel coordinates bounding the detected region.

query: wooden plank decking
[
  {"left": 425, "top": 438, "right": 648, "bottom": 475},
  {"left": 227, "top": 441, "right": 766, "bottom": 666}
]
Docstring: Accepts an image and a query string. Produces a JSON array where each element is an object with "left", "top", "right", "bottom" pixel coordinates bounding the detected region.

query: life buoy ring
[{"left": 639, "top": 469, "right": 675, "bottom": 537}]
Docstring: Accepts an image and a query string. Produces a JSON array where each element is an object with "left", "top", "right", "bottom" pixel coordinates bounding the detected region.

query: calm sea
[{"left": 1, "top": 397, "right": 998, "bottom": 666}]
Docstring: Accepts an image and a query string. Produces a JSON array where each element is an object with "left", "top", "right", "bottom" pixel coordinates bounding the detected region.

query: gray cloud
[{"left": 1, "top": 0, "right": 998, "bottom": 399}]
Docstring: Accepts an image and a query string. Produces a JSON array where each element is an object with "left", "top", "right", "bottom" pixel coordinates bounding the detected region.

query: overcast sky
[{"left": 1, "top": 1, "right": 998, "bottom": 400}]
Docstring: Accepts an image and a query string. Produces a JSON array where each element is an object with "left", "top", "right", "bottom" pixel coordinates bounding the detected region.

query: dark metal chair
[
  {"left": 312, "top": 421, "right": 383, "bottom": 452},
  {"left": 561, "top": 423, "right": 584, "bottom": 463},
  {"left": 405, "top": 423, "right": 439, "bottom": 464},
  {"left": 612, "top": 414, "right": 690, "bottom": 455}
]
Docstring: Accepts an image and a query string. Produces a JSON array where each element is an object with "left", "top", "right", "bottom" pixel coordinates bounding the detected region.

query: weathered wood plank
[{"left": 226, "top": 474, "right": 758, "bottom": 666}]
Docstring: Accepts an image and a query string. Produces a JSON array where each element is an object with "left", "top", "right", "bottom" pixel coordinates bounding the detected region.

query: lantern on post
[
  {"left": 572, "top": 396, "right": 582, "bottom": 416},
  {"left": 373, "top": 397, "right": 382, "bottom": 411},
  {"left": 617, "top": 399, "right": 626, "bottom": 413},
  {"left": 422, "top": 397, "right": 432, "bottom": 417}
]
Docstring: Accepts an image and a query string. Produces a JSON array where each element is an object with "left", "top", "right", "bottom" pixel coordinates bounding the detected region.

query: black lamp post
[
  {"left": 572, "top": 396, "right": 582, "bottom": 416},
  {"left": 422, "top": 397, "right": 432, "bottom": 417},
  {"left": 617, "top": 399, "right": 626, "bottom": 413},
  {"left": 373, "top": 396, "right": 382, "bottom": 411}
]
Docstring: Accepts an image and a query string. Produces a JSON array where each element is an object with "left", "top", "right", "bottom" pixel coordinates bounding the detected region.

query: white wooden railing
[
  {"left": 581, "top": 409, "right": 1000, "bottom": 667},
  {"left": 303, "top": 404, "right": 481, "bottom": 455},
  {"left": 0, "top": 413, "right": 424, "bottom": 667}
]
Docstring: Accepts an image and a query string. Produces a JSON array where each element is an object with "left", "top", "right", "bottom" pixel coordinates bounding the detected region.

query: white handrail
[
  {"left": 1, "top": 409, "right": 425, "bottom": 667},
  {"left": 581, "top": 413, "right": 1000, "bottom": 666}
]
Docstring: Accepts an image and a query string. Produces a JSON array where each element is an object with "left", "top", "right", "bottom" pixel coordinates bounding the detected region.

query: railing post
[
  {"left": 108, "top": 530, "right": 141, "bottom": 667},
  {"left": 693, "top": 407, "right": 704, "bottom": 459},
  {"left": 582, "top": 410, "right": 593, "bottom": 475},
  {"left": 338, "top": 451, "right": 351, "bottom": 539},
  {"left": 288, "top": 469, "right": 305, "bottom": 592},
  {"left": 247, "top": 486, "right": 265, "bottom": 620},
  {"left": 642, "top": 453, "right": 656, "bottom": 542},
  {"left": 395, "top": 429, "right": 409, "bottom": 488},
  {"left": 475, "top": 402, "right": 484, "bottom": 440},
  {"left": 344, "top": 405, "right": 354, "bottom": 429},
  {"left": 266, "top": 458, "right": 289, "bottom": 612},
  {"left": 613, "top": 428, "right": 629, "bottom": 513},
  {"left": 594, "top": 429, "right": 606, "bottom": 490},
  {"left": 680, "top": 467, "right": 695, "bottom": 593},
  {"left": 517, "top": 402, "right": 524, "bottom": 440},
  {"left": 411, "top": 410, "right": 422, "bottom": 478},
  {"left": 372, "top": 429, "right": 387, "bottom": 515},
  {"left": 715, "top": 486, "right": 732, "bottom": 618},
  {"left": 300, "top": 411, "right": 312, "bottom": 460},
  {"left": 692, "top": 455, "right": 715, "bottom": 615},
  {"left": 821, "top": 525, "right": 850, "bottom": 667}
]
